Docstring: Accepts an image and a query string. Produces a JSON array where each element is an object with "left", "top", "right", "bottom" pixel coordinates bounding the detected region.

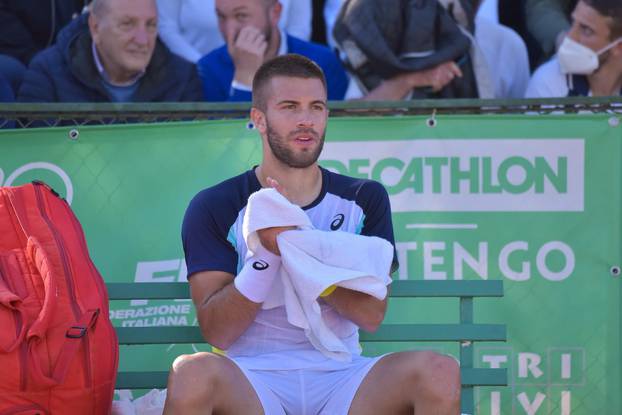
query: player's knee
[
  {"left": 166, "top": 353, "right": 220, "bottom": 406},
  {"left": 419, "top": 352, "right": 461, "bottom": 403}
]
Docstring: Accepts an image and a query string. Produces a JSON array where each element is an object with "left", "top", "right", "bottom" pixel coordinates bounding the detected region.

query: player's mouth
[{"left": 291, "top": 129, "right": 318, "bottom": 144}]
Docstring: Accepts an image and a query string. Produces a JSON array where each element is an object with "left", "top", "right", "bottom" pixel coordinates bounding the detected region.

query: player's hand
[
  {"left": 257, "top": 177, "right": 295, "bottom": 255},
  {"left": 228, "top": 26, "right": 268, "bottom": 87},
  {"left": 266, "top": 176, "right": 288, "bottom": 199},
  {"left": 257, "top": 226, "right": 295, "bottom": 255}
]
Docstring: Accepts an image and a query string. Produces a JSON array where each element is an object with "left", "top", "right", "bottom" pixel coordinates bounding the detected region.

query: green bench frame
[{"left": 108, "top": 280, "right": 507, "bottom": 414}]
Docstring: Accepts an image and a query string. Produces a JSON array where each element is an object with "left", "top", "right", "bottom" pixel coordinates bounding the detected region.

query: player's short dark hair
[
  {"left": 582, "top": 0, "right": 622, "bottom": 39},
  {"left": 252, "top": 54, "right": 327, "bottom": 111}
]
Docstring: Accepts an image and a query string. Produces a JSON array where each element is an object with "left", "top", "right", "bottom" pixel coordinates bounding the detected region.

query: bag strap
[
  {"left": 0, "top": 404, "right": 50, "bottom": 415},
  {"left": 27, "top": 308, "right": 100, "bottom": 386},
  {"left": 0, "top": 270, "right": 27, "bottom": 353},
  {"left": 51, "top": 308, "right": 100, "bottom": 383},
  {"left": 24, "top": 237, "right": 58, "bottom": 341}
]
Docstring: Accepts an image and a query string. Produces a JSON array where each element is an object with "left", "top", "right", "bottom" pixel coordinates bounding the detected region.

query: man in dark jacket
[
  {"left": 17, "top": 0, "right": 202, "bottom": 103},
  {"left": 0, "top": 0, "right": 86, "bottom": 95}
]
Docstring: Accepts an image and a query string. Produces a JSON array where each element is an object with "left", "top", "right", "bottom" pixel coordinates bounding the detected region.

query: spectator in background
[
  {"left": 157, "top": 0, "right": 312, "bottom": 63},
  {"left": 526, "top": 0, "right": 622, "bottom": 97},
  {"left": 477, "top": 0, "right": 499, "bottom": 22},
  {"left": 0, "top": 74, "right": 12, "bottom": 101},
  {"left": 337, "top": 0, "right": 529, "bottom": 100},
  {"left": 0, "top": 74, "right": 15, "bottom": 128},
  {"left": 526, "top": 0, "right": 577, "bottom": 61},
  {"left": 311, "top": 0, "right": 345, "bottom": 49},
  {"left": 473, "top": 0, "right": 531, "bottom": 98},
  {"left": 197, "top": 0, "right": 348, "bottom": 102},
  {"left": 0, "top": 0, "right": 87, "bottom": 96},
  {"left": 335, "top": 0, "right": 478, "bottom": 100},
  {"left": 17, "top": 0, "right": 202, "bottom": 103}
]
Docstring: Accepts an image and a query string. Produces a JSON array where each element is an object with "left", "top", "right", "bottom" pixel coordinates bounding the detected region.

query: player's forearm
[
  {"left": 197, "top": 245, "right": 281, "bottom": 348},
  {"left": 322, "top": 288, "right": 387, "bottom": 332},
  {"left": 196, "top": 283, "right": 262, "bottom": 349}
]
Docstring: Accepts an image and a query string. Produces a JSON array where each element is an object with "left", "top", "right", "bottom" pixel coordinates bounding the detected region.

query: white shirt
[
  {"left": 323, "top": 0, "right": 345, "bottom": 49},
  {"left": 156, "top": 0, "right": 312, "bottom": 63},
  {"left": 475, "top": 15, "right": 530, "bottom": 99},
  {"left": 476, "top": 0, "right": 499, "bottom": 23},
  {"left": 525, "top": 57, "right": 570, "bottom": 97}
]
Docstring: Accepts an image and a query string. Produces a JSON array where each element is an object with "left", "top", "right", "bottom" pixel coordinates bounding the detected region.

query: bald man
[{"left": 18, "top": 0, "right": 202, "bottom": 103}]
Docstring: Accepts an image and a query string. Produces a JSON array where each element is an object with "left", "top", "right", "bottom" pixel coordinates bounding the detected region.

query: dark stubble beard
[{"left": 265, "top": 121, "right": 326, "bottom": 169}]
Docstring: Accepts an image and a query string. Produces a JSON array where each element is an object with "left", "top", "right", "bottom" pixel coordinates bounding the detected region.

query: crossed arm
[
  {"left": 189, "top": 248, "right": 388, "bottom": 349},
  {"left": 361, "top": 61, "right": 463, "bottom": 101}
]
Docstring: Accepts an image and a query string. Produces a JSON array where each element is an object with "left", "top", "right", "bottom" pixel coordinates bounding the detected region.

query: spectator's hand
[
  {"left": 408, "top": 61, "right": 463, "bottom": 92},
  {"left": 362, "top": 60, "right": 463, "bottom": 100},
  {"left": 228, "top": 26, "right": 268, "bottom": 87},
  {"left": 257, "top": 177, "right": 296, "bottom": 255}
]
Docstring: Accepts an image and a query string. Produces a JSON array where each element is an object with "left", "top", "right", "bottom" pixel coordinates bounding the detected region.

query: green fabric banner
[{"left": 1, "top": 114, "right": 620, "bottom": 414}]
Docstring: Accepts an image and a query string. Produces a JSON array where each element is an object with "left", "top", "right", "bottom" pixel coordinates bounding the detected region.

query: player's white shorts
[{"left": 231, "top": 354, "right": 386, "bottom": 415}]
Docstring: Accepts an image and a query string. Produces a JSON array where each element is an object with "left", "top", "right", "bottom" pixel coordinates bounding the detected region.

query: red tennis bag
[{"left": 0, "top": 181, "right": 118, "bottom": 414}]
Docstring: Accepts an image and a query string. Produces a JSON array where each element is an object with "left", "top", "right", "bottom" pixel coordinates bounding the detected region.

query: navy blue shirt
[{"left": 182, "top": 167, "right": 398, "bottom": 278}]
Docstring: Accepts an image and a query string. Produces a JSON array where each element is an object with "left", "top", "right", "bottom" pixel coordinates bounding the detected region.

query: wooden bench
[{"left": 108, "top": 280, "right": 507, "bottom": 414}]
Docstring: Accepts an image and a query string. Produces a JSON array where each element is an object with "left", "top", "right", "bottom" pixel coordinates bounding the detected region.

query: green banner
[{"left": 1, "top": 114, "right": 620, "bottom": 414}]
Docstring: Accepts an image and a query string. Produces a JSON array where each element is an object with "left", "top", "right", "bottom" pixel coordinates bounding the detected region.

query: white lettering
[
  {"left": 395, "top": 242, "right": 418, "bottom": 280},
  {"left": 132, "top": 259, "right": 186, "bottom": 306},
  {"left": 518, "top": 353, "right": 544, "bottom": 378},
  {"left": 537, "top": 242, "right": 575, "bottom": 281},
  {"left": 135, "top": 260, "right": 182, "bottom": 283},
  {"left": 517, "top": 392, "right": 546, "bottom": 415},
  {"left": 321, "top": 139, "right": 585, "bottom": 212},
  {"left": 561, "top": 391, "right": 571, "bottom": 415},
  {"left": 482, "top": 355, "right": 508, "bottom": 369},
  {"left": 561, "top": 354, "right": 572, "bottom": 379},
  {"left": 454, "top": 242, "right": 488, "bottom": 279},
  {"left": 500, "top": 241, "right": 530, "bottom": 281},
  {"left": 424, "top": 242, "right": 446, "bottom": 280},
  {"left": 490, "top": 391, "right": 501, "bottom": 415}
]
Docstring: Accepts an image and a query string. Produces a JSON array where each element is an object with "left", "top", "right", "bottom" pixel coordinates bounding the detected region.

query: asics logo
[
  {"left": 330, "top": 214, "right": 345, "bottom": 231},
  {"left": 252, "top": 260, "right": 269, "bottom": 271}
]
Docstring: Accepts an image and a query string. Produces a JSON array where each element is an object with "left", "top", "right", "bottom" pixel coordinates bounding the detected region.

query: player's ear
[{"left": 251, "top": 107, "right": 267, "bottom": 133}]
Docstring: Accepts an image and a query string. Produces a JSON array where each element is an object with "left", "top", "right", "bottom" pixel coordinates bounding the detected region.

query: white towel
[
  {"left": 111, "top": 389, "right": 167, "bottom": 415},
  {"left": 243, "top": 188, "right": 393, "bottom": 361}
]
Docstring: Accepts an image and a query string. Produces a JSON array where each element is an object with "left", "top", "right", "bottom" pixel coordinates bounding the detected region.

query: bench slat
[
  {"left": 390, "top": 280, "right": 504, "bottom": 297},
  {"left": 116, "top": 323, "right": 506, "bottom": 344},
  {"left": 107, "top": 280, "right": 504, "bottom": 300},
  {"left": 114, "top": 368, "right": 508, "bottom": 389},
  {"left": 107, "top": 283, "right": 189, "bottom": 300},
  {"left": 462, "top": 368, "right": 508, "bottom": 386},
  {"left": 116, "top": 371, "right": 169, "bottom": 390},
  {"left": 360, "top": 324, "right": 507, "bottom": 342}
]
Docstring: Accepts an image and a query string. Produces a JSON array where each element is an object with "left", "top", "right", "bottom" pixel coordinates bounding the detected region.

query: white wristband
[{"left": 234, "top": 245, "right": 281, "bottom": 303}]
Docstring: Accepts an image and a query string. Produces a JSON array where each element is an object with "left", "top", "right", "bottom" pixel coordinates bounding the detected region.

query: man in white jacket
[
  {"left": 526, "top": 0, "right": 622, "bottom": 97},
  {"left": 164, "top": 54, "right": 460, "bottom": 415}
]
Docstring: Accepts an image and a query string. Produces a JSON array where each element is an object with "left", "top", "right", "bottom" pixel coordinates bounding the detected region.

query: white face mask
[{"left": 558, "top": 36, "right": 622, "bottom": 75}]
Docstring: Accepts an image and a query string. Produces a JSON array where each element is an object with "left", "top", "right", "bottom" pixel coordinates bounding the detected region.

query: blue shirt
[
  {"left": 196, "top": 34, "right": 349, "bottom": 102},
  {"left": 182, "top": 167, "right": 397, "bottom": 278}
]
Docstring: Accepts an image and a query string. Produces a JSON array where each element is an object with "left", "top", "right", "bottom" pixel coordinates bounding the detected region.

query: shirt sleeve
[
  {"left": 358, "top": 180, "right": 399, "bottom": 273},
  {"left": 181, "top": 191, "right": 239, "bottom": 278}
]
